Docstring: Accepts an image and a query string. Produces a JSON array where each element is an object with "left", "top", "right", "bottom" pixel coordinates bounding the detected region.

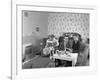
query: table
[{"left": 53, "top": 51, "right": 78, "bottom": 66}]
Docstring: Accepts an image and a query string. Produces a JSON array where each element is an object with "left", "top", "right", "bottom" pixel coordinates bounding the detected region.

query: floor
[
  {"left": 22, "top": 55, "right": 53, "bottom": 69},
  {"left": 22, "top": 54, "right": 89, "bottom": 69}
]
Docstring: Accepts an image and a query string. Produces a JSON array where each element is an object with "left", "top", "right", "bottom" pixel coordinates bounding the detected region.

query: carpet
[{"left": 22, "top": 55, "right": 51, "bottom": 69}]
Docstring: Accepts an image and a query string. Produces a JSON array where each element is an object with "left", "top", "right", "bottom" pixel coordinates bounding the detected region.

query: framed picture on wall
[{"left": 11, "top": 1, "right": 97, "bottom": 80}]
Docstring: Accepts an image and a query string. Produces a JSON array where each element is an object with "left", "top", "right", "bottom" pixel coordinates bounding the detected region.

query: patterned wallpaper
[{"left": 48, "top": 12, "right": 89, "bottom": 39}]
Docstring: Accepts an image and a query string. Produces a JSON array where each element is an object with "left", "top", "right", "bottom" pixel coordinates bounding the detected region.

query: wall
[
  {"left": 48, "top": 12, "right": 89, "bottom": 38},
  {"left": 23, "top": 11, "right": 89, "bottom": 44},
  {"left": 23, "top": 11, "right": 48, "bottom": 44}
]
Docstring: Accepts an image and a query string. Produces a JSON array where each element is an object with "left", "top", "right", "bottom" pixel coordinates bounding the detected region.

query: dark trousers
[{"left": 55, "top": 59, "right": 72, "bottom": 67}]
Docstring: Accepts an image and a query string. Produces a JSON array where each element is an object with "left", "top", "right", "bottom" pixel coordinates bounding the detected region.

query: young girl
[{"left": 43, "top": 35, "right": 59, "bottom": 56}]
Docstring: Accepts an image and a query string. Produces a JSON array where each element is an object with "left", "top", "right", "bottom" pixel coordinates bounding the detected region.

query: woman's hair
[
  {"left": 69, "top": 37, "right": 74, "bottom": 40},
  {"left": 48, "top": 34, "right": 55, "bottom": 39},
  {"left": 73, "top": 33, "right": 82, "bottom": 42}
]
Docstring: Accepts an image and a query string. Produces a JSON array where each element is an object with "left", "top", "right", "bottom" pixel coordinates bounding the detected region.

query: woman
[
  {"left": 56, "top": 36, "right": 73, "bottom": 67},
  {"left": 72, "top": 34, "right": 80, "bottom": 53}
]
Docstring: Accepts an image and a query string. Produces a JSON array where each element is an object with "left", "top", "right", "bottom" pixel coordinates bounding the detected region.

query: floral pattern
[{"left": 48, "top": 12, "right": 89, "bottom": 38}]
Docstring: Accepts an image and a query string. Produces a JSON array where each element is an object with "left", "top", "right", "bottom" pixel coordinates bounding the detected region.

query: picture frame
[{"left": 11, "top": 1, "right": 97, "bottom": 80}]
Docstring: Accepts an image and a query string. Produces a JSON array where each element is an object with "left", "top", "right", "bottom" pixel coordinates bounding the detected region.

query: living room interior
[{"left": 22, "top": 10, "right": 89, "bottom": 69}]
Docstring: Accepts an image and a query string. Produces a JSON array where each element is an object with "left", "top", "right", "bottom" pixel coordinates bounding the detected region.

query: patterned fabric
[
  {"left": 43, "top": 38, "right": 58, "bottom": 55},
  {"left": 43, "top": 47, "right": 54, "bottom": 55}
]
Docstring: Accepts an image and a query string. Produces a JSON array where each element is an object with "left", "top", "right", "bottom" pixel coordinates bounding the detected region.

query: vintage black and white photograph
[{"left": 22, "top": 11, "right": 90, "bottom": 69}]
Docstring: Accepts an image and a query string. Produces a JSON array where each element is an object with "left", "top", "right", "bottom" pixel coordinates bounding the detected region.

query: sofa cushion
[{"left": 76, "top": 42, "right": 89, "bottom": 66}]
